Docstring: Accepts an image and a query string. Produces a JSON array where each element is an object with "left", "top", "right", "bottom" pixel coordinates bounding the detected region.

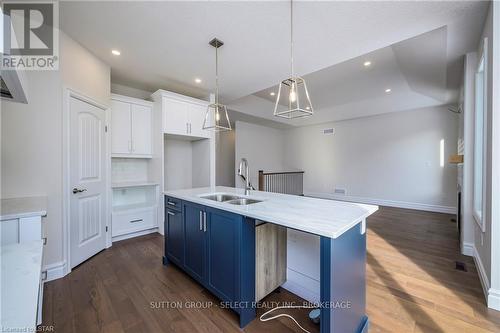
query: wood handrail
[{"left": 258, "top": 170, "right": 304, "bottom": 176}]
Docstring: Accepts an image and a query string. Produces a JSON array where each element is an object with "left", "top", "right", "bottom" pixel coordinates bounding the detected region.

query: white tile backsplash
[{"left": 112, "top": 158, "right": 149, "bottom": 183}]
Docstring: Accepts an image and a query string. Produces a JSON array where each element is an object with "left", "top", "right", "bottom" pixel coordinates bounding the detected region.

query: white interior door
[
  {"left": 69, "top": 95, "right": 107, "bottom": 268},
  {"left": 131, "top": 103, "right": 152, "bottom": 155}
]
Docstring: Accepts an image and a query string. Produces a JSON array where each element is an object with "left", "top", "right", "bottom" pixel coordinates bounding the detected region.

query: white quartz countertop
[
  {"left": 0, "top": 196, "right": 47, "bottom": 221},
  {"left": 164, "top": 186, "right": 378, "bottom": 239},
  {"left": 1, "top": 240, "right": 43, "bottom": 331}
]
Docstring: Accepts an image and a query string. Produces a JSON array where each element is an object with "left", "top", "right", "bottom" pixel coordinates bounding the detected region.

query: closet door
[
  {"left": 111, "top": 99, "right": 131, "bottom": 155},
  {"left": 131, "top": 104, "right": 152, "bottom": 156}
]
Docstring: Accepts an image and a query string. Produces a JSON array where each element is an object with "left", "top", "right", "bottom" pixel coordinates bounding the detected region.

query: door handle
[
  {"left": 72, "top": 188, "right": 87, "bottom": 194},
  {"left": 203, "top": 211, "right": 207, "bottom": 232}
]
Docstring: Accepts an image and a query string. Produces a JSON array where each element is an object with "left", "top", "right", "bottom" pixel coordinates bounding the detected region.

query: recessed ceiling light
[
  {"left": 385, "top": 88, "right": 392, "bottom": 93},
  {"left": 270, "top": 92, "right": 276, "bottom": 96},
  {"left": 363, "top": 61, "right": 372, "bottom": 67},
  {"left": 111, "top": 49, "right": 121, "bottom": 56},
  {"left": 195, "top": 78, "right": 202, "bottom": 84}
]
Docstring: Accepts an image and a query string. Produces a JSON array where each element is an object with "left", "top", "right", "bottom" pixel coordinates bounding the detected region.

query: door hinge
[
  {"left": 105, "top": 125, "right": 108, "bottom": 133},
  {"left": 105, "top": 226, "right": 109, "bottom": 232}
]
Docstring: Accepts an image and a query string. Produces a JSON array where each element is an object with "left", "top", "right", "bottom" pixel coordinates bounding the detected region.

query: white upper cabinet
[
  {"left": 153, "top": 90, "right": 211, "bottom": 139},
  {"left": 111, "top": 99, "right": 132, "bottom": 155},
  {"left": 111, "top": 95, "right": 153, "bottom": 158},
  {"left": 189, "top": 103, "right": 210, "bottom": 138},
  {"left": 131, "top": 104, "right": 152, "bottom": 156},
  {"left": 162, "top": 98, "right": 190, "bottom": 136}
]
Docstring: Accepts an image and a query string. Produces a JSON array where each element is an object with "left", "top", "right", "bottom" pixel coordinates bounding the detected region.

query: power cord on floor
[{"left": 259, "top": 305, "right": 318, "bottom": 333}]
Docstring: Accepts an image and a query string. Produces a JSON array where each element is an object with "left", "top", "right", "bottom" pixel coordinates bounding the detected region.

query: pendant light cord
[
  {"left": 215, "top": 43, "right": 219, "bottom": 105},
  {"left": 290, "top": 0, "right": 294, "bottom": 77}
]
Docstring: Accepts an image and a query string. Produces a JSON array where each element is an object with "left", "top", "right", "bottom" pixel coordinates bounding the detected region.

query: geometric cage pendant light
[
  {"left": 274, "top": 0, "right": 313, "bottom": 119},
  {"left": 203, "top": 38, "right": 232, "bottom": 131}
]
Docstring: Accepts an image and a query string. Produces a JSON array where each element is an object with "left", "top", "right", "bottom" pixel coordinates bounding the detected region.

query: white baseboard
[
  {"left": 112, "top": 227, "right": 158, "bottom": 242},
  {"left": 43, "top": 261, "right": 67, "bottom": 282},
  {"left": 462, "top": 242, "right": 474, "bottom": 256},
  {"left": 282, "top": 268, "right": 320, "bottom": 304},
  {"left": 304, "top": 192, "right": 457, "bottom": 214},
  {"left": 472, "top": 245, "right": 491, "bottom": 302},
  {"left": 488, "top": 289, "right": 500, "bottom": 311}
]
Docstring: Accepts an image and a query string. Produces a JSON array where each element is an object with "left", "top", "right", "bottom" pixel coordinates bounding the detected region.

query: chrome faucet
[{"left": 238, "top": 158, "right": 251, "bottom": 195}]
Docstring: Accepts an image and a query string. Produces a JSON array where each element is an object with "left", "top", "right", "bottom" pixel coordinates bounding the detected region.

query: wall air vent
[
  {"left": 323, "top": 128, "right": 334, "bottom": 135},
  {"left": 334, "top": 188, "right": 346, "bottom": 195}
]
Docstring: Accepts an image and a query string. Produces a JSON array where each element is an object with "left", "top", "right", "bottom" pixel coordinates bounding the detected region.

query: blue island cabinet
[{"left": 163, "top": 198, "right": 256, "bottom": 328}]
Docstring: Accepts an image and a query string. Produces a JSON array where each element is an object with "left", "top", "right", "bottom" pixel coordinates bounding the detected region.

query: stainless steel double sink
[{"left": 199, "top": 194, "right": 262, "bottom": 206}]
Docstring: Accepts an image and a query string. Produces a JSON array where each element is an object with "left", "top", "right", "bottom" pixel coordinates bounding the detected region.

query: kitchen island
[{"left": 163, "top": 186, "right": 378, "bottom": 333}]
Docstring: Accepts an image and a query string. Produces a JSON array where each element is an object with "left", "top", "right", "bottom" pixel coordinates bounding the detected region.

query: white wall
[
  {"left": 164, "top": 138, "right": 193, "bottom": 190},
  {"left": 285, "top": 106, "right": 458, "bottom": 212},
  {"left": 216, "top": 131, "right": 235, "bottom": 187},
  {"left": 111, "top": 83, "right": 152, "bottom": 100},
  {"left": 234, "top": 121, "right": 286, "bottom": 189},
  {"left": 1, "top": 32, "right": 110, "bottom": 271}
]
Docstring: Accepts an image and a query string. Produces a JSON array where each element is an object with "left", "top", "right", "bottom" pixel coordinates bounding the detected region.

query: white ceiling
[{"left": 60, "top": 1, "right": 489, "bottom": 125}]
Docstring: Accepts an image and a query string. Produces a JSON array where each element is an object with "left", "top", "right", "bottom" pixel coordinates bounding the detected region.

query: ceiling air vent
[{"left": 323, "top": 128, "right": 334, "bottom": 135}]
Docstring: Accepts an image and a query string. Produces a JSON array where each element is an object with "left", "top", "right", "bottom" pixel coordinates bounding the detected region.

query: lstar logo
[{"left": 2, "top": 1, "right": 59, "bottom": 70}]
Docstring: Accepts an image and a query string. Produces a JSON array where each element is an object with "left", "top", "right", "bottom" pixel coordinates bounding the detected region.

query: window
[{"left": 473, "top": 38, "right": 487, "bottom": 230}]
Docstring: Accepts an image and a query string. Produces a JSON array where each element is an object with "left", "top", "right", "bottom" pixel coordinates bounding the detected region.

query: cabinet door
[
  {"left": 189, "top": 103, "right": 211, "bottom": 138},
  {"left": 111, "top": 99, "right": 131, "bottom": 154},
  {"left": 166, "top": 208, "right": 184, "bottom": 266},
  {"left": 131, "top": 104, "right": 152, "bottom": 156},
  {"left": 163, "top": 98, "right": 189, "bottom": 135},
  {"left": 183, "top": 202, "right": 206, "bottom": 282},
  {"left": 206, "top": 209, "right": 241, "bottom": 302}
]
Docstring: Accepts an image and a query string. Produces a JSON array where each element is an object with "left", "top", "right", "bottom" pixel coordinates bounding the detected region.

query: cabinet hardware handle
[
  {"left": 167, "top": 211, "right": 175, "bottom": 216},
  {"left": 167, "top": 201, "right": 176, "bottom": 206},
  {"left": 199, "top": 211, "right": 203, "bottom": 231},
  {"left": 72, "top": 188, "right": 87, "bottom": 194},
  {"left": 42, "top": 237, "right": 47, "bottom": 245},
  {"left": 130, "top": 219, "right": 143, "bottom": 223},
  {"left": 186, "top": 123, "right": 189, "bottom": 134},
  {"left": 203, "top": 211, "right": 207, "bottom": 232},
  {"left": 189, "top": 123, "right": 192, "bottom": 134},
  {"left": 128, "top": 140, "right": 132, "bottom": 152}
]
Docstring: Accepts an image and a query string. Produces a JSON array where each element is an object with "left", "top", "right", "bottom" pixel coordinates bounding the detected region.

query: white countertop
[
  {"left": 0, "top": 196, "right": 47, "bottom": 221},
  {"left": 1, "top": 240, "right": 43, "bottom": 331},
  {"left": 164, "top": 187, "right": 378, "bottom": 239}
]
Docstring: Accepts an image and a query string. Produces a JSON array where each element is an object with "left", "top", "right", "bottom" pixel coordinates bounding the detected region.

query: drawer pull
[
  {"left": 167, "top": 201, "right": 176, "bottom": 206},
  {"left": 130, "top": 219, "right": 143, "bottom": 223},
  {"left": 42, "top": 237, "right": 47, "bottom": 245},
  {"left": 167, "top": 211, "right": 175, "bottom": 216}
]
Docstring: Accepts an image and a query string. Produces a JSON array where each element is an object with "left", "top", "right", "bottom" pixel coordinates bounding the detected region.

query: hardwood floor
[{"left": 42, "top": 207, "right": 500, "bottom": 332}]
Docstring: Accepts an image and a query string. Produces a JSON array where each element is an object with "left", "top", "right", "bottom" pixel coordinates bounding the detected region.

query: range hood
[
  {"left": 0, "top": 8, "right": 29, "bottom": 104},
  {"left": 0, "top": 70, "right": 28, "bottom": 104}
]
